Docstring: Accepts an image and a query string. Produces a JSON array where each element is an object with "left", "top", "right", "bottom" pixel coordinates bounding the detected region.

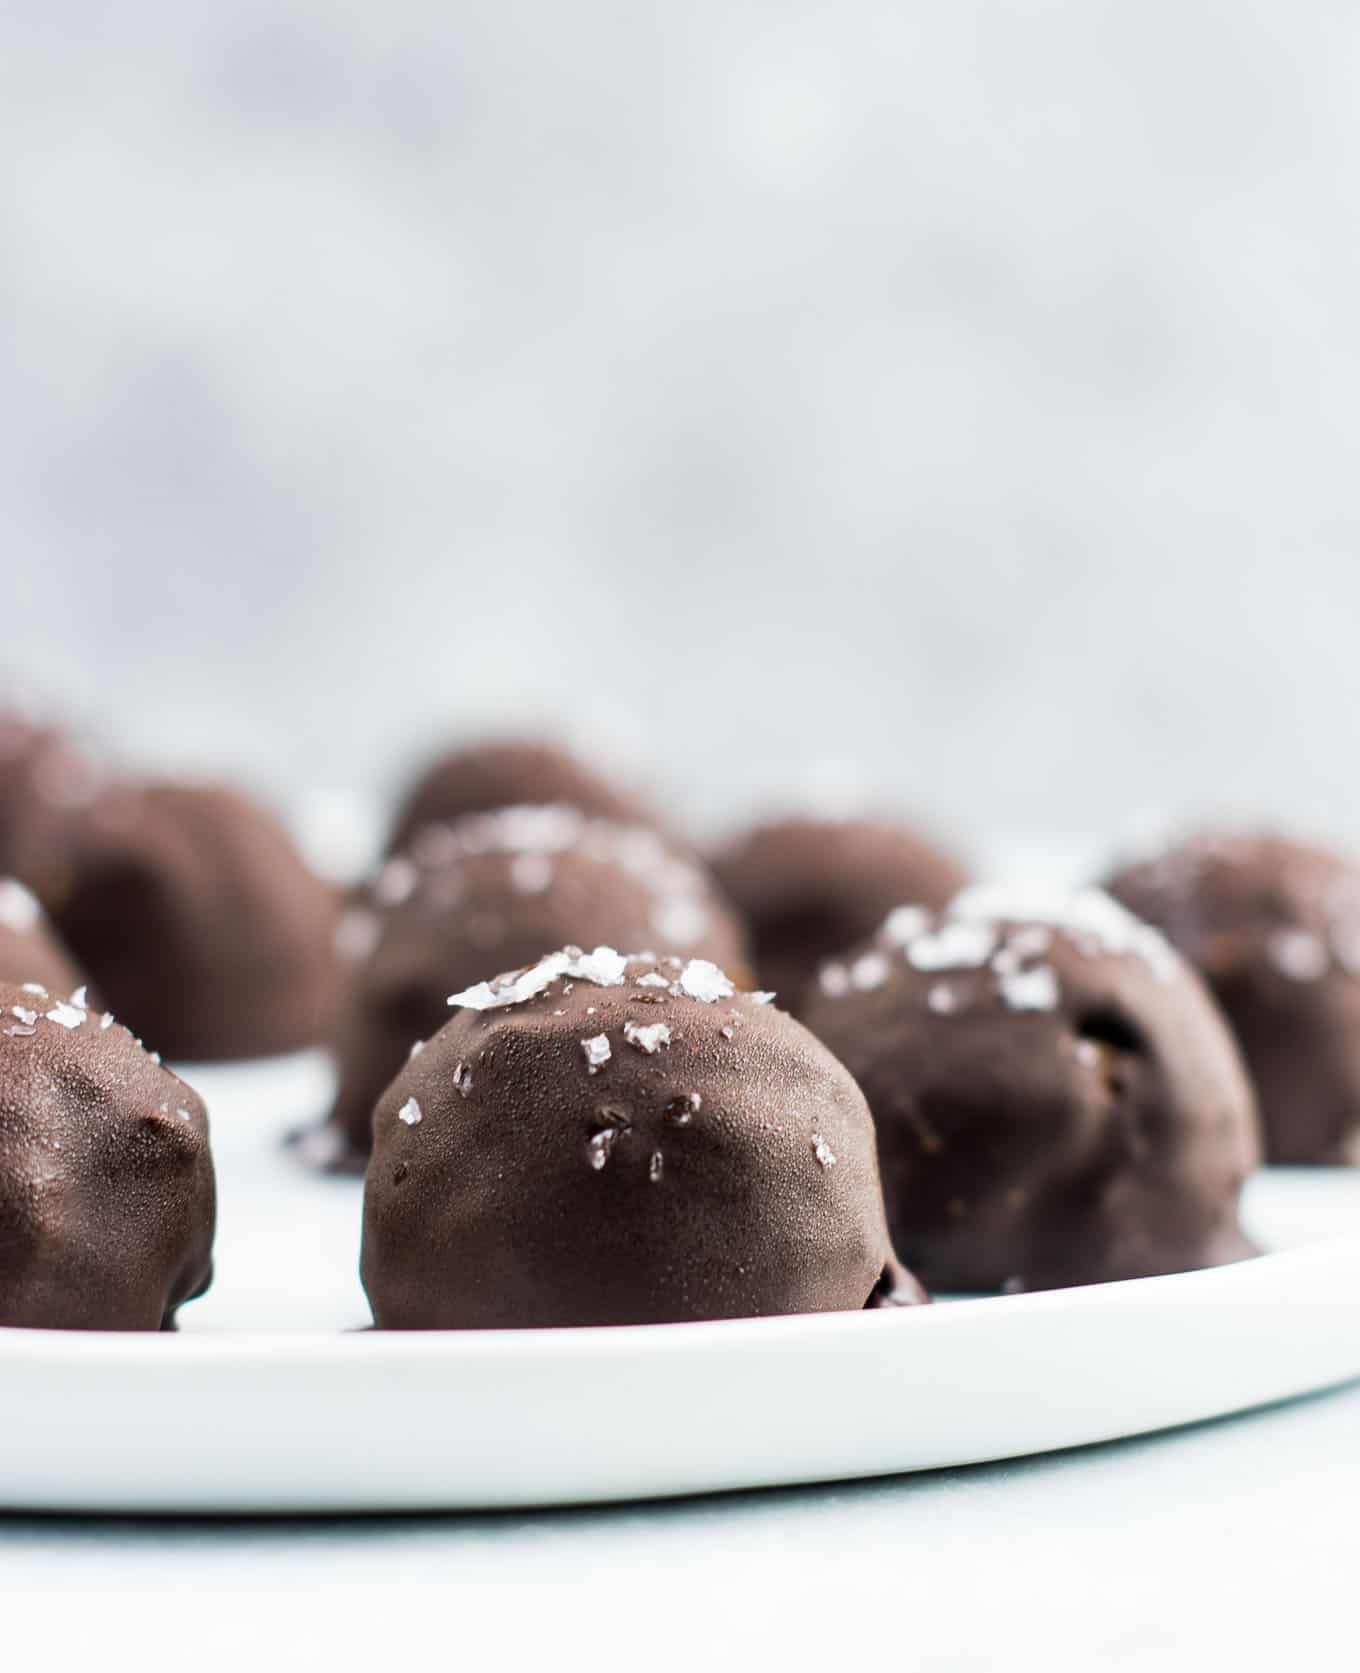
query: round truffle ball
[
  {"left": 0, "top": 979, "right": 216, "bottom": 1329},
  {"left": 710, "top": 814, "right": 969, "bottom": 1011},
  {"left": 386, "top": 738, "right": 653, "bottom": 858},
  {"left": 361, "top": 948, "right": 922, "bottom": 1328},
  {"left": 1105, "top": 831, "right": 1360, "bottom": 1164},
  {"left": 323, "top": 807, "right": 749, "bottom": 1165},
  {"left": 0, "top": 712, "right": 103, "bottom": 895},
  {"left": 0, "top": 878, "right": 85, "bottom": 995},
  {"left": 46, "top": 781, "right": 343, "bottom": 1062},
  {"left": 801, "top": 888, "right": 1260, "bottom": 1294}
]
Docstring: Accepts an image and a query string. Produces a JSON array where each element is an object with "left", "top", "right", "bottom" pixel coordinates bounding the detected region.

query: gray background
[{"left": 4, "top": 2, "right": 1359, "bottom": 848}]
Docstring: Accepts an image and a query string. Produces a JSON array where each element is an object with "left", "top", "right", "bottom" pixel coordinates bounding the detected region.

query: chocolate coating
[
  {"left": 387, "top": 738, "right": 653, "bottom": 858},
  {"left": 0, "top": 712, "right": 103, "bottom": 895},
  {"left": 324, "top": 807, "right": 749, "bottom": 1164},
  {"left": 711, "top": 815, "right": 969, "bottom": 1012},
  {"left": 361, "top": 948, "right": 922, "bottom": 1328},
  {"left": 801, "top": 889, "right": 1260, "bottom": 1293},
  {"left": 0, "top": 878, "right": 84, "bottom": 995},
  {"left": 0, "top": 978, "right": 215, "bottom": 1329},
  {"left": 46, "top": 781, "right": 343, "bottom": 1062},
  {"left": 1105, "top": 831, "right": 1360, "bottom": 1164}
]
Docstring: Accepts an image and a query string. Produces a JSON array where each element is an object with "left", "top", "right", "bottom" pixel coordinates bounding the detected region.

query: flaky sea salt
[
  {"left": 449, "top": 944, "right": 630, "bottom": 1011},
  {"left": 850, "top": 952, "right": 890, "bottom": 991},
  {"left": 998, "top": 966, "right": 1060, "bottom": 1012},
  {"left": 677, "top": 959, "right": 735, "bottom": 1003},
  {"left": 580, "top": 1034, "right": 612, "bottom": 1072},
  {"left": 623, "top": 1020, "right": 672, "bottom": 1054},
  {"left": 1268, "top": 928, "right": 1329, "bottom": 982},
  {"left": 906, "top": 921, "right": 997, "bottom": 972},
  {"left": 811, "top": 1133, "right": 837, "bottom": 1168},
  {"left": 0, "top": 878, "right": 41, "bottom": 933},
  {"left": 398, "top": 1097, "right": 423, "bottom": 1126},
  {"left": 880, "top": 905, "right": 930, "bottom": 946},
  {"left": 45, "top": 1001, "right": 85, "bottom": 1030}
]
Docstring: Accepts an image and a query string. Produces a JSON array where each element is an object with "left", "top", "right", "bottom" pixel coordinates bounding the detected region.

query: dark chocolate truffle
[
  {"left": 361, "top": 947, "right": 922, "bottom": 1328},
  {"left": 0, "top": 712, "right": 103, "bottom": 896},
  {"left": 47, "top": 781, "right": 343, "bottom": 1062},
  {"left": 0, "top": 978, "right": 215, "bottom": 1329},
  {"left": 0, "top": 878, "right": 85, "bottom": 995},
  {"left": 322, "top": 806, "right": 749, "bottom": 1165},
  {"left": 801, "top": 888, "right": 1260, "bottom": 1294},
  {"left": 1105, "top": 831, "right": 1360, "bottom": 1164},
  {"left": 386, "top": 738, "right": 653, "bottom": 858},
  {"left": 710, "top": 814, "right": 970, "bottom": 1011}
]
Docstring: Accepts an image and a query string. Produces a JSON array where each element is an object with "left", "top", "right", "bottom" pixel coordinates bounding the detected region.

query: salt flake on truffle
[
  {"left": 0, "top": 878, "right": 41, "bottom": 933},
  {"left": 623, "top": 1020, "right": 672, "bottom": 1054},
  {"left": 812, "top": 1133, "right": 838, "bottom": 1168},
  {"left": 906, "top": 921, "right": 997, "bottom": 972},
  {"left": 45, "top": 1001, "right": 86, "bottom": 1030},
  {"left": 398, "top": 1097, "right": 423, "bottom": 1126},
  {"left": 850, "top": 952, "right": 890, "bottom": 991},
  {"left": 677, "top": 959, "right": 735, "bottom": 1003},
  {"left": 998, "top": 966, "right": 1060, "bottom": 1012},
  {"left": 881, "top": 905, "right": 930, "bottom": 946},
  {"left": 580, "top": 1034, "right": 612, "bottom": 1072},
  {"left": 1268, "top": 928, "right": 1329, "bottom": 982}
]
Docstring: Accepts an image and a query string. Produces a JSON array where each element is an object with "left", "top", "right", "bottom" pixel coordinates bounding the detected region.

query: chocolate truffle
[
  {"left": 386, "top": 738, "right": 653, "bottom": 858},
  {"left": 361, "top": 948, "right": 922, "bottom": 1328},
  {"left": 322, "top": 806, "right": 749, "bottom": 1164},
  {"left": 710, "top": 814, "right": 969, "bottom": 1011},
  {"left": 0, "top": 978, "right": 215, "bottom": 1329},
  {"left": 0, "top": 712, "right": 103, "bottom": 895},
  {"left": 1105, "top": 831, "right": 1360, "bottom": 1164},
  {"left": 801, "top": 888, "right": 1260, "bottom": 1294},
  {"left": 0, "top": 878, "right": 84, "bottom": 995},
  {"left": 47, "top": 781, "right": 343, "bottom": 1062}
]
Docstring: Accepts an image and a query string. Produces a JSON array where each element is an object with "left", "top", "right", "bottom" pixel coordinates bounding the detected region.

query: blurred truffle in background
[
  {"left": 321, "top": 804, "right": 748, "bottom": 1165},
  {"left": 1105, "top": 830, "right": 1360, "bottom": 1165},
  {"left": 385, "top": 738, "right": 656, "bottom": 858},
  {"left": 39, "top": 780, "right": 344, "bottom": 1063},
  {"left": 710, "top": 813, "right": 969, "bottom": 1013}
]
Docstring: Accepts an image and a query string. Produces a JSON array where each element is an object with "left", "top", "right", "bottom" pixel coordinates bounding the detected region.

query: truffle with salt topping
[
  {"left": 0, "top": 978, "right": 216, "bottom": 1329},
  {"left": 710, "top": 814, "right": 969, "bottom": 1012},
  {"left": 801, "top": 887, "right": 1261, "bottom": 1293},
  {"left": 1105, "top": 830, "right": 1360, "bottom": 1163},
  {"left": 361, "top": 948, "right": 923, "bottom": 1327},
  {"left": 321, "top": 806, "right": 748, "bottom": 1165},
  {"left": 386, "top": 737, "right": 654, "bottom": 859},
  {"left": 45, "top": 781, "right": 343, "bottom": 1061},
  {"left": 0, "top": 878, "right": 85, "bottom": 995}
]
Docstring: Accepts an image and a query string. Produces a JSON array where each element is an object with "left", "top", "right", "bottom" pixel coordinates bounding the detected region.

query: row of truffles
[{"left": 3, "top": 712, "right": 1360, "bottom": 1334}]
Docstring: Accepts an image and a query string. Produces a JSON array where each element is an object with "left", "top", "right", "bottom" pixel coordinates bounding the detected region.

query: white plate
[{"left": 0, "top": 1051, "right": 1357, "bottom": 1514}]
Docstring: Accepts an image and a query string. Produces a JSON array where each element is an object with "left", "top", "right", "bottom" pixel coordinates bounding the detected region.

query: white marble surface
[{"left": 5, "top": 4, "right": 1360, "bottom": 845}]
